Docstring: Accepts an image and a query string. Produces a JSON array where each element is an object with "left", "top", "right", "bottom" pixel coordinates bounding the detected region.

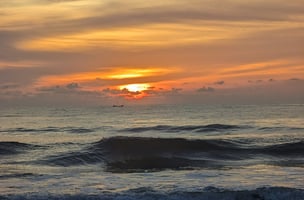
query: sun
[{"left": 119, "top": 83, "right": 150, "bottom": 92}]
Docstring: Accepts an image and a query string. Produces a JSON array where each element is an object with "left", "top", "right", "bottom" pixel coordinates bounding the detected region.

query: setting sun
[{"left": 119, "top": 83, "right": 150, "bottom": 92}]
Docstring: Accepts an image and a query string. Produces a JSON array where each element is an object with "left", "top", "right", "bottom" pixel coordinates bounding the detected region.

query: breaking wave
[{"left": 38, "top": 136, "right": 304, "bottom": 172}]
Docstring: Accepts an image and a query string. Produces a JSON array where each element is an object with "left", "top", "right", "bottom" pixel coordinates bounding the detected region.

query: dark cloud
[
  {"left": 197, "top": 86, "right": 215, "bottom": 92},
  {"left": 101, "top": 87, "right": 183, "bottom": 99},
  {"left": 36, "top": 84, "right": 105, "bottom": 100},
  {"left": 66, "top": 82, "right": 80, "bottom": 89},
  {"left": 37, "top": 83, "right": 81, "bottom": 93},
  {"left": 103, "top": 87, "right": 140, "bottom": 95},
  {"left": 214, "top": 80, "right": 224, "bottom": 85},
  {"left": 37, "top": 85, "right": 61, "bottom": 92},
  {"left": 170, "top": 88, "right": 183, "bottom": 94},
  {"left": 103, "top": 88, "right": 127, "bottom": 95},
  {"left": 268, "top": 78, "right": 275, "bottom": 82},
  {"left": 289, "top": 78, "right": 302, "bottom": 81},
  {"left": 248, "top": 80, "right": 264, "bottom": 84}
]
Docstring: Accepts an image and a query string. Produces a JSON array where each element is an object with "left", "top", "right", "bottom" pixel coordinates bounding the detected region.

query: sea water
[{"left": 0, "top": 104, "right": 304, "bottom": 199}]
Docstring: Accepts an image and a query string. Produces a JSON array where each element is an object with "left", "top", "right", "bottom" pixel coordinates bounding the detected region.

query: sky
[{"left": 0, "top": 0, "right": 303, "bottom": 106}]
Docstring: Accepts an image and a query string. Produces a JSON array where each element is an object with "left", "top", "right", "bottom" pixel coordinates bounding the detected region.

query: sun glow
[
  {"left": 119, "top": 83, "right": 150, "bottom": 92},
  {"left": 107, "top": 69, "right": 159, "bottom": 79}
]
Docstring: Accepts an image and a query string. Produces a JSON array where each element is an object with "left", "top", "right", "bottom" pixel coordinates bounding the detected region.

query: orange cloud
[
  {"left": 0, "top": 60, "right": 43, "bottom": 69},
  {"left": 34, "top": 67, "right": 177, "bottom": 90},
  {"left": 220, "top": 60, "right": 304, "bottom": 81},
  {"left": 16, "top": 22, "right": 271, "bottom": 52}
]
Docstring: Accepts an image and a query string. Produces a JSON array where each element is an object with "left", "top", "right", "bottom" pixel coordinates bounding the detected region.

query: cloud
[
  {"left": 34, "top": 83, "right": 106, "bottom": 105},
  {"left": 66, "top": 82, "right": 80, "bottom": 89},
  {"left": 248, "top": 80, "right": 264, "bottom": 84},
  {"left": 37, "top": 83, "right": 83, "bottom": 94},
  {"left": 289, "top": 78, "right": 302, "bottom": 81},
  {"left": 103, "top": 87, "right": 140, "bottom": 95},
  {"left": 37, "top": 85, "right": 61, "bottom": 92},
  {"left": 169, "top": 87, "right": 183, "bottom": 94},
  {"left": 197, "top": 86, "right": 215, "bottom": 92},
  {"left": 26, "top": 0, "right": 304, "bottom": 33},
  {"left": 3, "top": 1, "right": 304, "bottom": 52},
  {"left": 101, "top": 86, "right": 184, "bottom": 100},
  {"left": 102, "top": 87, "right": 146, "bottom": 99},
  {"left": 268, "top": 78, "right": 275, "bottom": 82},
  {"left": 214, "top": 80, "right": 224, "bottom": 85},
  {"left": 102, "top": 88, "right": 128, "bottom": 95}
]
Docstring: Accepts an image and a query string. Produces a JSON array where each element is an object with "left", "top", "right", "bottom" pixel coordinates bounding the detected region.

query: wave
[
  {"left": 37, "top": 136, "right": 245, "bottom": 169},
  {"left": 120, "top": 124, "right": 304, "bottom": 134},
  {"left": 0, "top": 126, "right": 105, "bottom": 134},
  {"left": 38, "top": 136, "right": 304, "bottom": 172},
  {"left": 39, "top": 151, "right": 106, "bottom": 167},
  {"left": 259, "top": 126, "right": 304, "bottom": 131},
  {"left": 0, "top": 187, "right": 303, "bottom": 200},
  {"left": 120, "top": 124, "right": 246, "bottom": 133},
  {"left": 263, "top": 141, "right": 304, "bottom": 156},
  {"left": 0, "top": 173, "right": 35, "bottom": 179},
  {"left": 0, "top": 141, "right": 38, "bottom": 156}
]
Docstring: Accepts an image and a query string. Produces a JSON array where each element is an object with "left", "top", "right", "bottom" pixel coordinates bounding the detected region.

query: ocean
[{"left": 0, "top": 104, "right": 303, "bottom": 199}]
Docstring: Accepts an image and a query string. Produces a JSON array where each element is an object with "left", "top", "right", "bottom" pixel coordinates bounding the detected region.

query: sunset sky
[{"left": 1, "top": 0, "right": 303, "bottom": 106}]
